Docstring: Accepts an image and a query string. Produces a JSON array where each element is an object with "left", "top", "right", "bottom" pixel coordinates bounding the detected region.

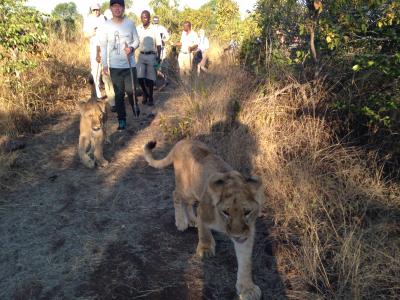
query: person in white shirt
[
  {"left": 136, "top": 10, "right": 162, "bottom": 106},
  {"left": 83, "top": 3, "right": 106, "bottom": 99},
  {"left": 152, "top": 16, "right": 170, "bottom": 61},
  {"left": 95, "top": 8, "right": 116, "bottom": 111},
  {"left": 174, "top": 21, "right": 198, "bottom": 85},
  {"left": 196, "top": 29, "right": 209, "bottom": 75}
]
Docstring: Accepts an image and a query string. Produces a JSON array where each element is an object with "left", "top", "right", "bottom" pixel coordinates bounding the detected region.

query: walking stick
[{"left": 125, "top": 44, "right": 140, "bottom": 117}]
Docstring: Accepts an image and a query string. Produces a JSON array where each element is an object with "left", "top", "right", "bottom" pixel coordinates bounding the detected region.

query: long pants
[
  {"left": 178, "top": 52, "right": 194, "bottom": 85},
  {"left": 102, "top": 69, "right": 115, "bottom": 107},
  {"left": 90, "top": 44, "right": 102, "bottom": 99},
  {"left": 109, "top": 67, "right": 138, "bottom": 121}
]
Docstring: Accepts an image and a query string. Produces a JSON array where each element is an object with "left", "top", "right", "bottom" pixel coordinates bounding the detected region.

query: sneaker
[
  {"left": 110, "top": 105, "right": 117, "bottom": 113},
  {"left": 117, "top": 119, "right": 126, "bottom": 131}
]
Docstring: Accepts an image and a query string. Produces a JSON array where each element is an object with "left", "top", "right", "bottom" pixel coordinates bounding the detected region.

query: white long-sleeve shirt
[
  {"left": 83, "top": 14, "right": 106, "bottom": 49},
  {"left": 99, "top": 18, "right": 139, "bottom": 69}
]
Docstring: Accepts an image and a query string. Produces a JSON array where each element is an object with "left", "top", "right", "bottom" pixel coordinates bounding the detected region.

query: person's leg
[
  {"left": 145, "top": 54, "right": 157, "bottom": 105},
  {"left": 90, "top": 46, "right": 102, "bottom": 98},
  {"left": 109, "top": 68, "right": 126, "bottom": 129},
  {"left": 137, "top": 54, "right": 148, "bottom": 103},
  {"left": 124, "top": 67, "right": 140, "bottom": 115}
]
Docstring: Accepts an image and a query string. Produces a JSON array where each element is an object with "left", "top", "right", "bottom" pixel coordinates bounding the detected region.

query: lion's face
[
  {"left": 79, "top": 100, "right": 106, "bottom": 131},
  {"left": 208, "top": 171, "right": 263, "bottom": 244}
]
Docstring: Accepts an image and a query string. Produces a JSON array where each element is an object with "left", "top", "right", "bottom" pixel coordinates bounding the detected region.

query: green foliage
[
  {"left": 51, "top": 2, "right": 79, "bottom": 20},
  {"left": 0, "top": 0, "right": 48, "bottom": 75},
  {"left": 50, "top": 2, "right": 82, "bottom": 42},
  {"left": 215, "top": 0, "right": 240, "bottom": 42}
]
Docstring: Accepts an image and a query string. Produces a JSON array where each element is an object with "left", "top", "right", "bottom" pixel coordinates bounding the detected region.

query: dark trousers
[{"left": 109, "top": 67, "right": 138, "bottom": 121}]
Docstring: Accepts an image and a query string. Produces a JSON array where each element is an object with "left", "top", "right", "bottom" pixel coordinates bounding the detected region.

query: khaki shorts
[{"left": 137, "top": 53, "right": 157, "bottom": 81}]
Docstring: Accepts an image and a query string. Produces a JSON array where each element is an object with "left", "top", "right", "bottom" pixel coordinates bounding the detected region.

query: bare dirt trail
[{"left": 0, "top": 83, "right": 286, "bottom": 299}]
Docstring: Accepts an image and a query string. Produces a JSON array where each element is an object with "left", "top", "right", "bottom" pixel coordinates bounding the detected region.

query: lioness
[
  {"left": 78, "top": 99, "right": 109, "bottom": 169},
  {"left": 144, "top": 139, "right": 264, "bottom": 300}
]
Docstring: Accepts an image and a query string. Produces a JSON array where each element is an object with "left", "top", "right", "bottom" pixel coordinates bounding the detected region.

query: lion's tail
[{"left": 144, "top": 141, "right": 174, "bottom": 169}]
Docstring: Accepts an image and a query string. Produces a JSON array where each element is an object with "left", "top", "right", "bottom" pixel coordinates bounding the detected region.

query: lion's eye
[
  {"left": 244, "top": 210, "right": 252, "bottom": 216},
  {"left": 222, "top": 210, "right": 230, "bottom": 217}
]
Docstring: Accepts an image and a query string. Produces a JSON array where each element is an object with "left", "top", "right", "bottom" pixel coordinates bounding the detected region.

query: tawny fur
[
  {"left": 144, "top": 139, "right": 265, "bottom": 300},
  {"left": 78, "top": 99, "right": 109, "bottom": 169}
]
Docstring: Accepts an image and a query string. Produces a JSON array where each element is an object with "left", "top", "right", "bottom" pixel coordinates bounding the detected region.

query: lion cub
[
  {"left": 78, "top": 99, "right": 109, "bottom": 169},
  {"left": 144, "top": 139, "right": 264, "bottom": 300}
]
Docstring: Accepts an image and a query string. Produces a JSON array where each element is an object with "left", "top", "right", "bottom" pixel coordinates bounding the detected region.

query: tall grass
[
  {"left": 0, "top": 35, "right": 89, "bottom": 136},
  {"left": 0, "top": 35, "right": 90, "bottom": 188},
  {"left": 159, "top": 56, "right": 400, "bottom": 299}
]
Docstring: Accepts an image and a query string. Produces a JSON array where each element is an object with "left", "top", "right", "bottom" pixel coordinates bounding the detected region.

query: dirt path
[{"left": 0, "top": 84, "right": 286, "bottom": 299}]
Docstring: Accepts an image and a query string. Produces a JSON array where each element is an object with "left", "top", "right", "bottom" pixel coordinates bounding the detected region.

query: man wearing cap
[
  {"left": 174, "top": 21, "right": 198, "bottom": 85},
  {"left": 98, "top": 0, "right": 140, "bottom": 130},
  {"left": 136, "top": 10, "right": 161, "bottom": 106},
  {"left": 83, "top": 3, "right": 105, "bottom": 99}
]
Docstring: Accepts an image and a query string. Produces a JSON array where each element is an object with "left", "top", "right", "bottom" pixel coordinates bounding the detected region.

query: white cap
[{"left": 91, "top": 3, "right": 100, "bottom": 10}]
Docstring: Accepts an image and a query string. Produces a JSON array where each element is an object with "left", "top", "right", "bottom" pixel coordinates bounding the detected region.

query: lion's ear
[
  {"left": 78, "top": 101, "right": 87, "bottom": 115},
  {"left": 208, "top": 172, "right": 226, "bottom": 205},
  {"left": 97, "top": 100, "right": 107, "bottom": 113},
  {"left": 246, "top": 176, "right": 265, "bottom": 209}
]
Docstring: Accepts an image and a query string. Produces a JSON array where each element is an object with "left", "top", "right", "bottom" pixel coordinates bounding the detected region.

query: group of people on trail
[{"left": 83, "top": 0, "right": 211, "bottom": 131}]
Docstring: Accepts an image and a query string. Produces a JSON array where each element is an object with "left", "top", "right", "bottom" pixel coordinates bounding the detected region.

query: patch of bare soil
[{"left": 0, "top": 83, "right": 286, "bottom": 299}]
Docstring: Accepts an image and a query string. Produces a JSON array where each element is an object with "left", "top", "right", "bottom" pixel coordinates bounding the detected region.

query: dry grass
[
  {"left": 159, "top": 59, "right": 400, "bottom": 299},
  {"left": 0, "top": 35, "right": 90, "bottom": 187}
]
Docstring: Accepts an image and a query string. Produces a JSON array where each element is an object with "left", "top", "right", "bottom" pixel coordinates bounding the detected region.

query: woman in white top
[{"left": 83, "top": 3, "right": 105, "bottom": 99}]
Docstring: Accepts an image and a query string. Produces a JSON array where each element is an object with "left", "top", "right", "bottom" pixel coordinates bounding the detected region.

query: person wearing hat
[
  {"left": 83, "top": 3, "right": 106, "bottom": 99},
  {"left": 95, "top": 8, "right": 116, "bottom": 112},
  {"left": 136, "top": 10, "right": 162, "bottom": 106},
  {"left": 98, "top": 0, "right": 140, "bottom": 130}
]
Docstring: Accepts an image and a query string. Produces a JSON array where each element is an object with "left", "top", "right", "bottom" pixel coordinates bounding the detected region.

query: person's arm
[
  {"left": 83, "top": 17, "right": 96, "bottom": 39},
  {"left": 99, "top": 26, "right": 109, "bottom": 73},
  {"left": 204, "top": 37, "right": 210, "bottom": 51},
  {"left": 162, "top": 26, "right": 170, "bottom": 42},
  {"left": 188, "top": 32, "right": 198, "bottom": 52},
  {"left": 155, "top": 28, "right": 162, "bottom": 61},
  {"left": 128, "top": 22, "right": 140, "bottom": 52}
]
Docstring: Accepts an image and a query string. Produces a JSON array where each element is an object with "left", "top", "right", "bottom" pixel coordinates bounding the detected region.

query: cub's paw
[
  {"left": 196, "top": 242, "right": 215, "bottom": 258},
  {"left": 188, "top": 219, "right": 197, "bottom": 228},
  {"left": 175, "top": 215, "right": 189, "bottom": 231},
  {"left": 237, "top": 283, "right": 262, "bottom": 300},
  {"left": 97, "top": 159, "right": 110, "bottom": 168},
  {"left": 83, "top": 158, "right": 95, "bottom": 169}
]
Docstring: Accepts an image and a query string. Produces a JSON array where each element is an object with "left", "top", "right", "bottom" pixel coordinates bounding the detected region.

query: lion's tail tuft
[{"left": 143, "top": 140, "right": 174, "bottom": 169}]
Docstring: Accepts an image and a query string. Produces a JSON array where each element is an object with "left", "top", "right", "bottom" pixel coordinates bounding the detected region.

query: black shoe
[
  {"left": 110, "top": 105, "right": 117, "bottom": 113},
  {"left": 117, "top": 120, "right": 126, "bottom": 131}
]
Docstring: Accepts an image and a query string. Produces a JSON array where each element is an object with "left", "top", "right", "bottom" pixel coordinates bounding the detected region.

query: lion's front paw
[
  {"left": 237, "top": 283, "right": 261, "bottom": 300},
  {"left": 196, "top": 242, "right": 215, "bottom": 258},
  {"left": 83, "top": 158, "right": 95, "bottom": 169},
  {"left": 175, "top": 214, "right": 188, "bottom": 231},
  {"left": 188, "top": 219, "right": 197, "bottom": 228},
  {"left": 175, "top": 220, "right": 188, "bottom": 231},
  {"left": 97, "top": 159, "right": 109, "bottom": 168}
]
